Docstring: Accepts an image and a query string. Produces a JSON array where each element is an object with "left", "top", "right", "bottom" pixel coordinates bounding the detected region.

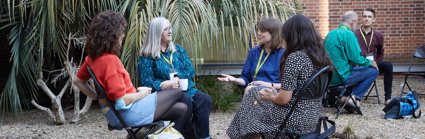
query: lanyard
[
  {"left": 161, "top": 53, "right": 173, "bottom": 68},
  {"left": 360, "top": 28, "right": 374, "bottom": 53},
  {"left": 254, "top": 49, "right": 270, "bottom": 79},
  {"left": 338, "top": 25, "right": 350, "bottom": 30}
]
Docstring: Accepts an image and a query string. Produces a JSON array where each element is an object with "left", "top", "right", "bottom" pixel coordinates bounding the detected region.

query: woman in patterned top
[
  {"left": 138, "top": 17, "right": 212, "bottom": 139},
  {"left": 217, "top": 18, "right": 285, "bottom": 96},
  {"left": 73, "top": 11, "right": 188, "bottom": 133},
  {"left": 227, "top": 14, "right": 332, "bottom": 139}
]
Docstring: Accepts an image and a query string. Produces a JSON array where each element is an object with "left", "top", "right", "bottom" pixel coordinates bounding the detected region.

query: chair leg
[
  {"left": 364, "top": 81, "right": 380, "bottom": 104},
  {"left": 126, "top": 129, "right": 137, "bottom": 139},
  {"left": 401, "top": 74, "right": 412, "bottom": 96},
  {"left": 142, "top": 126, "right": 157, "bottom": 139},
  {"left": 406, "top": 82, "right": 413, "bottom": 92},
  {"left": 335, "top": 88, "right": 363, "bottom": 119},
  {"left": 364, "top": 83, "right": 375, "bottom": 101},
  {"left": 350, "top": 96, "right": 363, "bottom": 116},
  {"left": 374, "top": 82, "right": 380, "bottom": 104},
  {"left": 401, "top": 81, "right": 413, "bottom": 96},
  {"left": 336, "top": 95, "right": 352, "bottom": 119}
]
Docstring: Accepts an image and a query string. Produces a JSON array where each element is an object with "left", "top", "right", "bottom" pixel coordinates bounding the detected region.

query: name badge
[
  {"left": 366, "top": 53, "right": 374, "bottom": 61},
  {"left": 169, "top": 72, "right": 178, "bottom": 80},
  {"left": 366, "top": 54, "right": 374, "bottom": 61}
]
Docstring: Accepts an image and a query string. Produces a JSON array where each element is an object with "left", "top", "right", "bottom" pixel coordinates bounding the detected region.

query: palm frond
[{"left": 0, "top": 0, "right": 300, "bottom": 114}]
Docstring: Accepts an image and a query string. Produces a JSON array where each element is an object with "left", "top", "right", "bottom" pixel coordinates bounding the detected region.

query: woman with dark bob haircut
[
  {"left": 227, "top": 14, "right": 332, "bottom": 139},
  {"left": 73, "top": 11, "right": 189, "bottom": 134},
  {"left": 218, "top": 18, "right": 285, "bottom": 96}
]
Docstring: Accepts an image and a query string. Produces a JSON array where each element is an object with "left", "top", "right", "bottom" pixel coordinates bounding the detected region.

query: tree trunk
[
  {"left": 33, "top": 79, "right": 68, "bottom": 125},
  {"left": 71, "top": 85, "right": 93, "bottom": 123}
]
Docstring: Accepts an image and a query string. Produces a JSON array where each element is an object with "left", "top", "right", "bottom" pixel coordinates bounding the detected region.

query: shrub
[{"left": 196, "top": 75, "right": 242, "bottom": 112}]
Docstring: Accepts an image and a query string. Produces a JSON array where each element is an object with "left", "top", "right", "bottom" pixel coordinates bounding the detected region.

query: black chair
[
  {"left": 87, "top": 67, "right": 162, "bottom": 139},
  {"left": 364, "top": 80, "right": 380, "bottom": 104},
  {"left": 401, "top": 44, "right": 425, "bottom": 94},
  {"left": 273, "top": 66, "right": 335, "bottom": 138},
  {"left": 329, "top": 82, "right": 363, "bottom": 119}
]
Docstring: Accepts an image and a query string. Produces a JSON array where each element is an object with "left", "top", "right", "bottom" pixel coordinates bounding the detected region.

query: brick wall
[{"left": 299, "top": 0, "right": 425, "bottom": 61}]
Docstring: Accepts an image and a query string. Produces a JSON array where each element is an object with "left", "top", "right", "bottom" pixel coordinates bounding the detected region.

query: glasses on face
[{"left": 163, "top": 27, "right": 172, "bottom": 32}]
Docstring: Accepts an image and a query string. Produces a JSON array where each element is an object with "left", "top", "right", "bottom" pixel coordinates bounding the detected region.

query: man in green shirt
[{"left": 324, "top": 11, "right": 379, "bottom": 106}]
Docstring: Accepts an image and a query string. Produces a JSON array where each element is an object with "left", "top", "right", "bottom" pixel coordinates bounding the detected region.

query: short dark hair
[
  {"left": 280, "top": 14, "right": 332, "bottom": 75},
  {"left": 363, "top": 8, "right": 376, "bottom": 17},
  {"left": 258, "top": 18, "right": 284, "bottom": 50},
  {"left": 85, "top": 10, "right": 127, "bottom": 60}
]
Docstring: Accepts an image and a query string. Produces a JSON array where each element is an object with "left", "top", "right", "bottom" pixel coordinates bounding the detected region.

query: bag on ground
[
  {"left": 148, "top": 122, "right": 183, "bottom": 139},
  {"left": 383, "top": 91, "right": 422, "bottom": 119}
]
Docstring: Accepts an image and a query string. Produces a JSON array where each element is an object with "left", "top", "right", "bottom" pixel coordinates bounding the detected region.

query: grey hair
[
  {"left": 140, "top": 17, "right": 176, "bottom": 59},
  {"left": 342, "top": 11, "right": 358, "bottom": 23}
]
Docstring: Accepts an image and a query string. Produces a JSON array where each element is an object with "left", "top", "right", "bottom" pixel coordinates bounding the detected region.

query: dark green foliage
[{"left": 196, "top": 75, "right": 242, "bottom": 112}]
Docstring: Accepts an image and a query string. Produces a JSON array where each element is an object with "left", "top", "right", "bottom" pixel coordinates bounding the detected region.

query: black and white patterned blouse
[{"left": 227, "top": 51, "right": 322, "bottom": 139}]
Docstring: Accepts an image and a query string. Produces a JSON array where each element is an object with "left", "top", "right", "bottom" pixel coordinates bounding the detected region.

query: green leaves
[
  {"left": 0, "top": 0, "right": 122, "bottom": 114},
  {"left": 0, "top": 0, "right": 300, "bottom": 114}
]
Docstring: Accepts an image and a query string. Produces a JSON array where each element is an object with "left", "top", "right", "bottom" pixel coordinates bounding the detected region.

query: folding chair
[
  {"left": 329, "top": 82, "right": 363, "bottom": 119},
  {"left": 364, "top": 80, "right": 380, "bottom": 104},
  {"left": 273, "top": 66, "right": 335, "bottom": 138},
  {"left": 87, "top": 67, "right": 162, "bottom": 139},
  {"left": 401, "top": 44, "right": 425, "bottom": 95}
]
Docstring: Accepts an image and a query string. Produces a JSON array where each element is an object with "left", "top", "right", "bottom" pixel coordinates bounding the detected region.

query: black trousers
[{"left": 377, "top": 61, "right": 393, "bottom": 101}]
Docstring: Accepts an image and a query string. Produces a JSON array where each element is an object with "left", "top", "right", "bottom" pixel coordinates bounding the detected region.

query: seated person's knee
[{"left": 176, "top": 102, "right": 188, "bottom": 114}]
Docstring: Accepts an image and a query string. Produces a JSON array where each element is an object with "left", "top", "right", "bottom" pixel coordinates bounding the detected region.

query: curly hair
[{"left": 85, "top": 10, "right": 127, "bottom": 60}]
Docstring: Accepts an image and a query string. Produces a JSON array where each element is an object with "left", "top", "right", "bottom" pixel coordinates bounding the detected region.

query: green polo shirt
[{"left": 324, "top": 24, "right": 372, "bottom": 86}]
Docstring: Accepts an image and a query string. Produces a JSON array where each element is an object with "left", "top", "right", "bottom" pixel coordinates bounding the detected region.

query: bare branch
[
  {"left": 31, "top": 100, "right": 56, "bottom": 122},
  {"left": 54, "top": 97, "right": 66, "bottom": 125},
  {"left": 64, "top": 61, "right": 75, "bottom": 80},
  {"left": 80, "top": 97, "right": 93, "bottom": 114},
  {"left": 37, "top": 79, "right": 55, "bottom": 99},
  {"left": 58, "top": 80, "right": 70, "bottom": 98},
  {"left": 71, "top": 83, "right": 81, "bottom": 123}
]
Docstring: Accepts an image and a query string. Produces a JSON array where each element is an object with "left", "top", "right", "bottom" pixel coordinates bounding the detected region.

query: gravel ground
[{"left": 1, "top": 78, "right": 424, "bottom": 139}]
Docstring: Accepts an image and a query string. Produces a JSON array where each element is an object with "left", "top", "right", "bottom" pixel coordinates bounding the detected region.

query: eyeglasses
[{"left": 163, "top": 27, "right": 172, "bottom": 32}]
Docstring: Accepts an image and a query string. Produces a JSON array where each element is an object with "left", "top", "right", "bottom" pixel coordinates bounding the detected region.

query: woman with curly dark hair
[{"left": 73, "top": 11, "right": 189, "bottom": 134}]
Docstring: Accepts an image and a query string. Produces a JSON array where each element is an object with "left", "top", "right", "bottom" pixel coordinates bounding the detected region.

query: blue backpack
[{"left": 383, "top": 91, "right": 422, "bottom": 119}]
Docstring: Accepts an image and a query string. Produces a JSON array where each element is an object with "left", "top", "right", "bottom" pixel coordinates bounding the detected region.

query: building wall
[{"left": 300, "top": 0, "right": 425, "bottom": 60}]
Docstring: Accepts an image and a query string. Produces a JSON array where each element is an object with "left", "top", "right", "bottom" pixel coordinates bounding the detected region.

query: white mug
[{"left": 179, "top": 79, "right": 189, "bottom": 91}]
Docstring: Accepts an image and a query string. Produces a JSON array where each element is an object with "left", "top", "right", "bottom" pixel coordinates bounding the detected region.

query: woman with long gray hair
[{"left": 138, "top": 17, "right": 212, "bottom": 139}]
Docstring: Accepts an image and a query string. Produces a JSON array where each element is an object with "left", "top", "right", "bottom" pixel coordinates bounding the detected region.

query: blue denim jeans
[
  {"left": 183, "top": 91, "right": 212, "bottom": 138},
  {"left": 343, "top": 66, "right": 379, "bottom": 99}
]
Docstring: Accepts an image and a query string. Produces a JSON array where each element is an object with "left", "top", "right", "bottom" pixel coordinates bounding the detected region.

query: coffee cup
[{"left": 179, "top": 79, "right": 189, "bottom": 91}]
